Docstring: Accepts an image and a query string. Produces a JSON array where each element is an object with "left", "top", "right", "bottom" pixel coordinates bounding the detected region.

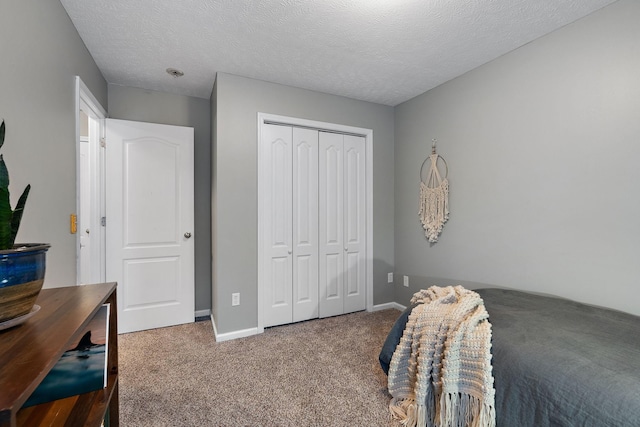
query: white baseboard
[
  {"left": 372, "top": 302, "right": 406, "bottom": 312},
  {"left": 210, "top": 314, "right": 218, "bottom": 336},
  {"left": 195, "top": 309, "right": 211, "bottom": 318},
  {"left": 209, "top": 303, "right": 405, "bottom": 342},
  {"left": 210, "top": 314, "right": 259, "bottom": 342}
]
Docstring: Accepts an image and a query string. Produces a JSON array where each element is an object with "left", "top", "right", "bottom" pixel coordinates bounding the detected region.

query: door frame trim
[
  {"left": 75, "top": 76, "right": 107, "bottom": 285},
  {"left": 257, "top": 113, "right": 373, "bottom": 333}
]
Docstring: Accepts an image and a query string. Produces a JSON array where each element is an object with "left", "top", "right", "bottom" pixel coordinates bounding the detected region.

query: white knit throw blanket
[{"left": 388, "top": 286, "right": 495, "bottom": 427}]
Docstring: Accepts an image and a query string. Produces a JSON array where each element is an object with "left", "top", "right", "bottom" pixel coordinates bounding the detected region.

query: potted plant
[{"left": 0, "top": 119, "right": 50, "bottom": 326}]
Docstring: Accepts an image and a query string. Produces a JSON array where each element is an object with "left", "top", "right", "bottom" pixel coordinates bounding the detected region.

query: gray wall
[
  {"left": 0, "top": 1, "right": 107, "bottom": 287},
  {"left": 108, "top": 84, "right": 212, "bottom": 312},
  {"left": 213, "top": 73, "right": 395, "bottom": 334},
  {"left": 394, "top": 0, "right": 640, "bottom": 315}
]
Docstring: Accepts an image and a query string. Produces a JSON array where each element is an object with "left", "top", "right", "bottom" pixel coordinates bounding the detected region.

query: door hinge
[
  {"left": 101, "top": 217, "right": 106, "bottom": 226},
  {"left": 100, "top": 137, "right": 106, "bottom": 148}
]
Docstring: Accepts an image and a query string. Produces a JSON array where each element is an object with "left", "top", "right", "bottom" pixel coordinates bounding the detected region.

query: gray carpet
[{"left": 119, "top": 309, "right": 401, "bottom": 426}]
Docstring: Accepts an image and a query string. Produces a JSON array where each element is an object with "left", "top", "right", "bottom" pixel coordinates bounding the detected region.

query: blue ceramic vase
[{"left": 0, "top": 244, "right": 50, "bottom": 323}]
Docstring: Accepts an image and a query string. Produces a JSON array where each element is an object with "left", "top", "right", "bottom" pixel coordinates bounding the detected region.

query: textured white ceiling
[{"left": 60, "top": 0, "right": 617, "bottom": 106}]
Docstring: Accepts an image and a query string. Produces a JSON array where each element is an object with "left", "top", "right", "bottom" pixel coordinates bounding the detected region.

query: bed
[{"left": 379, "top": 288, "right": 640, "bottom": 426}]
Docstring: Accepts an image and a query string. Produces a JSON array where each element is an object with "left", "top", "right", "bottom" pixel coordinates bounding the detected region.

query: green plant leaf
[
  {"left": 0, "top": 121, "right": 31, "bottom": 249},
  {"left": 0, "top": 188, "right": 13, "bottom": 250},
  {"left": 0, "top": 120, "right": 5, "bottom": 150},
  {"left": 10, "top": 184, "right": 30, "bottom": 247},
  {"left": 0, "top": 155, "right": 8, "bottom": 190}
]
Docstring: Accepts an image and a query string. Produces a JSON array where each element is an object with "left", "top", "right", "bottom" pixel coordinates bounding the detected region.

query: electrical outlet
[
  {"left": 387, "top": 272, "right": 393, "bottom": 283},
  {"left": 232, "top": 293, "right": 240, "bottom": 306},
  {"left": 403, "top": 275, "right": 409, "bottom": 287}
]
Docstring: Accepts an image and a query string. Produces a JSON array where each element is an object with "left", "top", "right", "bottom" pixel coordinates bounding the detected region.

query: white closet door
[
  {"left": 343, "top": 135, "right": 366, "bottom": 313},
  {"left": 262, "top": 123, "right": 365, "bottom": 326},
  {"left": 263, "top": 124, "right": 293, "bottom": 327},
  {"left": 319, "top": 132, "right": 345, "bottom": 318},
  {"left": 292, "top": 128, "right": 319, "bottom": 322},
  {"left": 319, "top": 132, "right": 366, "bottom": 317}
]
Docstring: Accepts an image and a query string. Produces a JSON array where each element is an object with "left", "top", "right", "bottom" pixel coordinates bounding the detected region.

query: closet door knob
[
  {"left": 288, "top": 250, "right": 292, "bottom": 255},
  {"left": 184, "top": 232, "right": 192, "bottom": 238}
]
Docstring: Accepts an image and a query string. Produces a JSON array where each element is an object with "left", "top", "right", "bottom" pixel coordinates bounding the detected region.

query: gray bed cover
[{"left": 379, "top": 288, "right": 640, "bottom": 426}]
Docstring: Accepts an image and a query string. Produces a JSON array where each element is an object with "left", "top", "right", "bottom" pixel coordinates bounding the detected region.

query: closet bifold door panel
[
  {"left": 318, "top": 132, "right": 344, "bottom": 318},
  {"left": 292, "top": 127, "right": 319, "bottom": 323},
  {"left": 319, "top": 132, "right": 366, "bottom": 318},
  {"left": 263, "top": 124, "right": 293, "bottom": 328},
  {"left": 262, "top": 124, "right": 319, "bottom": 328},
  {"left": 342, "top": 134, "right": 366, "bottom": 314}
]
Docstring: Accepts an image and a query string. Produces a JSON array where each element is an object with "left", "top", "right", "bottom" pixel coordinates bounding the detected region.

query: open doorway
[{"left": 75, "top": 77, "right": 106, "bottom": 285}]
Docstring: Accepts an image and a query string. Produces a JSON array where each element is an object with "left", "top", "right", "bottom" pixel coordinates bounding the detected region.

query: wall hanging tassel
[{"left": 419, "top": 140, "right": 449, "bottom": 243}]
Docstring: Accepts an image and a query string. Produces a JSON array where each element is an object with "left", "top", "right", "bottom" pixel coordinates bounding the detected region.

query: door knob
[
  {"left": 288, "top": 250, "right": 292, "bottom": 254},
  {"left": 184, "top": 232, "right": 192, "bottom": 238}
]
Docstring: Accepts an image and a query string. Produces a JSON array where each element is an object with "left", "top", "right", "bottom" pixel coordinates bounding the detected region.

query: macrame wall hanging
[{"left": 419, "top": 139, "right": 449, "bottom": 243}]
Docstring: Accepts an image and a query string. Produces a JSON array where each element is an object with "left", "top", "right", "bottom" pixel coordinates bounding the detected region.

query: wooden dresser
[{"left": 0, "top": 283, "right": 118, "bottom": 427}]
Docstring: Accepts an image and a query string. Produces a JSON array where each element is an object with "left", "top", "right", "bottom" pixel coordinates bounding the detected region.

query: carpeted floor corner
[{"left": 119, "top": 309, "right": 401, "bottom": 426}]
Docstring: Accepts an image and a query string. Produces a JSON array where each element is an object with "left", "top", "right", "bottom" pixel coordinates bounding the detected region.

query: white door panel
[
  {"left": 123, "top": 257, "right": 179, "bottom": 307},
  {"left": 269, "top": 256, "right": 291, "bottom": 312},
  {"left": 292, "top": 128, "right": 318, "bottom": 322},
  {"left": 343, "top": 135, "right": 366, "bottom": 313},
  {"left": 106, "top": 119, "right": 194, "bottom": 334},
  {"left": 123, "top": 139, "right": 179, "bottom": 245},
  {"left": 319, "top": 132, "right": 345, "bottom": 318},
  {"left": 319, "top": 133, "right": 366, "bottom": 317},
  {"left": 263, "top": 124, "right": 293, "bottom": 327}
]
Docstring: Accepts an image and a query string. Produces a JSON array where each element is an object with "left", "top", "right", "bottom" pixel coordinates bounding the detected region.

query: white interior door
[
  {"left": 262, "top": 124, "right": 293, "bottom": 327},
  {"left": 262, "top": 125, "right": 319, "bottom": 327},
  {"left": 106, "top": 119, "right": 194, "bottom": 334},
  {"left": 319, "top": 132, "right": 366, "bottom": 318}
]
